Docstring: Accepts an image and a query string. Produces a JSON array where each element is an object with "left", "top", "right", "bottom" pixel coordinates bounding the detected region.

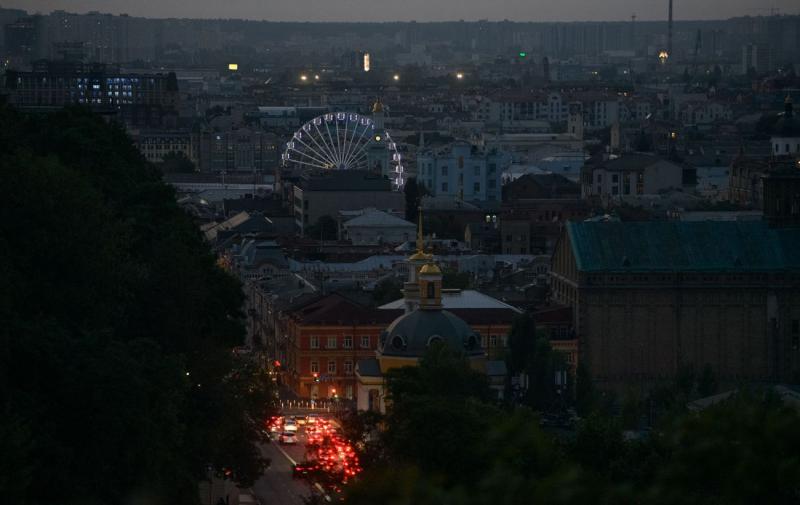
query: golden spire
[
  {"left": 409, "top": 206, "right": 431, "bottom": 261},
  {"left": 416, "top": 206, "right": 423, "bottom": 253}
]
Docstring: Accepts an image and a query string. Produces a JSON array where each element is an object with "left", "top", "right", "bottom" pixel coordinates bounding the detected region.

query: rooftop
[
  {"left": 344, "top": 209, "right": 416, "bottom": 229},
  {"left": 379, "top": 289, "right": 521, "bottom": 313},
  {"left": 299, "top": 170, "right": 392, "bottom": 192},
  {"left": 566, "top": 221, "right": 800, "bottom": 273}
]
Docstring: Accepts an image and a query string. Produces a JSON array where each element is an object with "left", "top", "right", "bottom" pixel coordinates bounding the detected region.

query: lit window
[
  {"left": 327, "top": 360, "right": 336, "bottom": 374},
  {"left": 310, "top": 336, "right": 319, "bottom": 349},
  {"left": 310, "top": 361, "right": 319, "bottom": 373},
  {"left": 360, "top": 336, "right": 370, "bottom": 348}
]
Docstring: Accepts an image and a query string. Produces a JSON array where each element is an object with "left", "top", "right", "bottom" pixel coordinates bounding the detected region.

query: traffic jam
[{"left": 266, "top": 413, "right": 363, "bottom": 494}]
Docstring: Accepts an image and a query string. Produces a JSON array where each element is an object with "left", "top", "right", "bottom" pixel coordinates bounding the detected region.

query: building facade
[
  {"left": 416, "top": 142, "right": 508, "bottom": 202},
  {"left": 550, "top": 221, "right": 800, "bottom": 389},
  {"left": 5, "top": 60, "right": 179, "bottom": 128}
]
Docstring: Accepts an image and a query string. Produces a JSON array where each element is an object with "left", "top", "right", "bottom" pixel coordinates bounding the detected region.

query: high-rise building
[{"left": 4, "top": 60, "right": 179, "bottom": 128}]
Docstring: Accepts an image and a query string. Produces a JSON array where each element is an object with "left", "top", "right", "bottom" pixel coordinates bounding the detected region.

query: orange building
[{"left": 283, "top": 293, "right": 397, "bottom": 401}]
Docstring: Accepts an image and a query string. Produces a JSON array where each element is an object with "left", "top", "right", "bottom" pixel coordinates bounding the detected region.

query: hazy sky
[{"left": 5, "top": 0, "right": 799, "bottom": 22}]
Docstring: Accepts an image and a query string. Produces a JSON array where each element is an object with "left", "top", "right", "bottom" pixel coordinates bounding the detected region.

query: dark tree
[
  {"left": 159, "top": 150, "right": 196, "bottom": 173},
  {"left": 0, "top": 105, "right": 276, "bottom": 504},
  {"left": 371, "top": 277, "right": 403, "bottom": 306},
  {"left": 404, "top": 176, "right": 420, "bottom": 222},
  {"left": 306, "top": 215, "right": 338, "bottom": 241}
]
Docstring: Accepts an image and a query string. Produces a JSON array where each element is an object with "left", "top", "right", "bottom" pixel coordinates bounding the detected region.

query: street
[
  {"left": 253, "top": 436, "right": 313, "bottom": 505},
  {"left": 251, "top": 420, "right": 338, "bottom": 505}
]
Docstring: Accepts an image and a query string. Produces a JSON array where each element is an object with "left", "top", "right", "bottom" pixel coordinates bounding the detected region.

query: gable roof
[
  {"left": 566, "top": 221, "right": 799, "bottom": 273},
  {"left": 344, "top": 209, "right": 416, "bottom": 229},
  {"left": 288, "top": 293, "right": 396, "bottom": 325},
  {"left": 378, "top": 289, "right": 521, "bottom": 313}
]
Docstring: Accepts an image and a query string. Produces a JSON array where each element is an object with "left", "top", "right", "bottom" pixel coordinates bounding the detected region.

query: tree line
[{"left": 0, "top": 106, "right": 276, "bottom": 504}]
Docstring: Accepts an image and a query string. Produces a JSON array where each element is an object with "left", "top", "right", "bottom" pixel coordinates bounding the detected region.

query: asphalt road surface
[{"left": 252, "top": 435, "right": 314, "bottom": 505}]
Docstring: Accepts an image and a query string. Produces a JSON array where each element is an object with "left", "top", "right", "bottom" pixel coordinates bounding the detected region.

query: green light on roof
[{"left": 519, "top": 52, "right": 527, "bottom": 57}]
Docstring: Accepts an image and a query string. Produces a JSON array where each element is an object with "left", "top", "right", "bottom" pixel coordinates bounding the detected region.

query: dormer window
[
  {"left": 391, "top": 335, "right": 406, "bottom": 350},
  {"left": 428, "top": 335, "right": 443, "bottom": 346}
]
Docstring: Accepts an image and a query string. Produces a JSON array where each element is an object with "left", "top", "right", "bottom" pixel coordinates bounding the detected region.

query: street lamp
[
  {"left": 300, "top": 74, "right": 308, "bottom": 82},
  {"left": 456, "top": 72, "right": 464, "bottom": 80}
]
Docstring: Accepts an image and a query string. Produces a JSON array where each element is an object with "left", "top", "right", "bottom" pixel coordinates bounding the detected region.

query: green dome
[{"left": 379, "top": 309, "right": 482, "bottom": 357}]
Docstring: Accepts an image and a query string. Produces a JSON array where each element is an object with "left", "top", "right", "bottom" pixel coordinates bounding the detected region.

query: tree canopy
[
  {"left": 0, "top": 106, "right": 275, "bottom": 504},
  {"left": 343, "top": 340, "right": 800, "bottom": 505}
]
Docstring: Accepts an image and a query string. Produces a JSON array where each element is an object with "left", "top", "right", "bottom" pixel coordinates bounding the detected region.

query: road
[{"left": 252, "top": 436, "right": 312, "bottom": 505}]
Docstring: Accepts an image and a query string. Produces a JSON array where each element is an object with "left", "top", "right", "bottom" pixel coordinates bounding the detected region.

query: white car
[
  {"left": 279, "top": 432, "right": 298, "bottom": 444},
  {"left": 283, "top": 420, "right": 298, "bottom": 433}
]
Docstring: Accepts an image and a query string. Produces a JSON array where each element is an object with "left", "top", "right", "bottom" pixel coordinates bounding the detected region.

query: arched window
[
  {"left": 391, "top": 335, "right": 406, "bottom": 350},
  {"left": 428, "top": 335, "right": 443, "bottom": 346}
]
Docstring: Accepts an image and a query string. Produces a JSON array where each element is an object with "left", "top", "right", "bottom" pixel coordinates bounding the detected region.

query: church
[{"left": 355, "top": 212, "right": 505, "bottom": 412}]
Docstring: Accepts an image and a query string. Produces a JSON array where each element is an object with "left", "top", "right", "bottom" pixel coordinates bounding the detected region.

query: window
[
  {"left": 473, "top": 182, "right": 481, "bottom": 192},
  {"left": 481, "top": 334, "right": 488, "bottom": 348},
  {"left": 490, "top": 335, "right": 498, "bottom": 347},
  {"left": 327, "top": 360, "right": 336, "bottom": 374},
  {"left": 441, "top": 166, "right": 449, "bottom": 176},
  {"left": 441, "top": 182, "right": 449, "bottom": 192},
  {"left": 343, "top": 335, "right": 353, "bottom": 348},
  {"left": 361, "top": 336, "right": 370, "bottom": 348},
  {"left": 473, "top": 166, "right": 481, "bottom": 176},
  {"left": 310, "top": 361, "right": 319, "bottom": 373},
  {"left": 345, "top": 384, "right": 354, "bottom": 399},
  {"left": 612, "top": 174, "right": 619, "bottom": 183},
  {"left": 488, "top": 163, "right": 496, "bottom": 173},
  {"left": 326, "top": 336, "right": 337, "bottom": 349},
  {"left": 310, "top": 336, "right": 319, "bottom": 349},
  {"left": 344, "top": 360, "right": 353, "bottom": 374}
]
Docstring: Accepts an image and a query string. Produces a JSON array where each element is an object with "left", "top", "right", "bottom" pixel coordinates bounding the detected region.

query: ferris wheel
[{"left": 281, "top": 112, "right": 405, "bottom": 188}]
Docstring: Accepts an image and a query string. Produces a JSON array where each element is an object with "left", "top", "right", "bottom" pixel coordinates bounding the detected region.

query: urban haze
[{"left": 1, "top": 1, "right": 799, "bottom": 505}]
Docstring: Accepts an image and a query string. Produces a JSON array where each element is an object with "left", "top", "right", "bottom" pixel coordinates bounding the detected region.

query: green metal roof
[{"left": 566, "top": 221, "right": 799, "bottom": 273}]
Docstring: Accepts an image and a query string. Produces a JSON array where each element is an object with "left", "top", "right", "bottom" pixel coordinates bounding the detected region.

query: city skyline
[{"left": 6, "top": 0, "right": 799, "bottom": 22}]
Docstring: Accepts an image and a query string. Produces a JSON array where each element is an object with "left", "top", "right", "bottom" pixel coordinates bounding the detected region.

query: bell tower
[
  {"left": 403, "top": 207, "right": 432, "bottom": 313},
  {"left": 418, "top": 262, "right": 443, "bottom": 310}
]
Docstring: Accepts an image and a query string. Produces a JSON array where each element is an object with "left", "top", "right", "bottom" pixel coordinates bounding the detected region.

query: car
[
  {"left": 307, "top": 413, "right": 320, "bottom": 425},
  {"left": 292, "top": 461, "right": 320, "bottom": 479},
  {"left": 296, "top": 415, "right": 308, "bottom": 425},
  {"left": 279, "top": 432, "right": 298, "bottom": 444},
  {"left": 283, "top": 419, "right": 298, "bottom": 432}
]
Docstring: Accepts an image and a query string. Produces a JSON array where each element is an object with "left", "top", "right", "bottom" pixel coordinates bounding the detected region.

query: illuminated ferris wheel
[{"left": 281, "top": 112, "right": 405, "bottom": 188}]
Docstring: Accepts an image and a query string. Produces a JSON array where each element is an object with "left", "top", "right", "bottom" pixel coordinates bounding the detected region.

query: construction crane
[{"left": 668, "top": 0, "right": 673, "bottom": 60}]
